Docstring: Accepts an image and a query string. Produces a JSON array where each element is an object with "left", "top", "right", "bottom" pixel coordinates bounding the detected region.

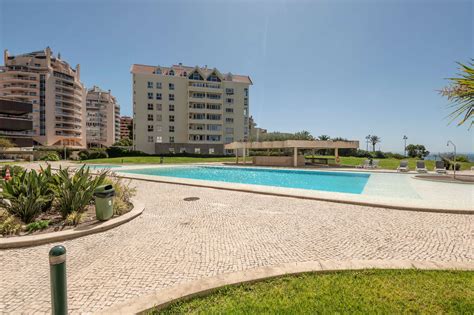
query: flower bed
[{"left": 0, "top": 165, "right": 135, "bottom": 237}]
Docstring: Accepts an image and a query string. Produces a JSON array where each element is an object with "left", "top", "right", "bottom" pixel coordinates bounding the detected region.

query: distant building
[
  {"left": 0, "top": 98, "right": 34, "bottom": 147},
  {"left": 86, "top": 86, "right": 120, "bottom": 147},
  {"left": 0, "top": 47, "right": 86, "bottom": 148},
  {"left": 131, "top": 63, "right": 251, "bottom": 155},
  {"left": 249, "top": 115, "right": 267, "bottom": 140},
  {"left": 120, "top": 116, "right": 133, "bottom": 139}
]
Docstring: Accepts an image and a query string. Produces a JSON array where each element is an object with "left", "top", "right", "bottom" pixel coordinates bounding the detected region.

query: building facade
[
  {"left": 131, "top": 64, "right": 251, "bottom": 155},
  {"left": 0, "top": 47, "right": 86, "bottom": 148},
  {"left": 0, "top": 98, "right": 34, "bottom": 147},
  {"left": 86, "top": 86, "right": 120, "bottom": 147},
  {"left": 120, "top": 116, "right": 133, "bottom": 139}
]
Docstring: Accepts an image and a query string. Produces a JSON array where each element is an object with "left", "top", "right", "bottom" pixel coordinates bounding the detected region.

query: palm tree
[
  {"left": 369, "top": 135, "right": 381, "bottom": 152},
  {"left": 440, "top": 60, "right": 474, "bottom": 129},
  {"left": 318, "top": 135, "right": 330, "bottom": 141}
]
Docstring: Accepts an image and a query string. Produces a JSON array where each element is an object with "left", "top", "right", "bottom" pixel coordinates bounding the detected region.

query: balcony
[{"left": 0, "top": 117, "right": 33, "bottom": 131}]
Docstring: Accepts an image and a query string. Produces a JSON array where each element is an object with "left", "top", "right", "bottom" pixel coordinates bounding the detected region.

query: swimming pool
[
  {"left": 119, "top": 166, "right": 370, "bottom": 194},
  {"left": 83, "top": 164, "right": 122, "bottom": 170}
]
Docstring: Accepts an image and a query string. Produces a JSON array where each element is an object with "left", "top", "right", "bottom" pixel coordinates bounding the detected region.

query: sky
[{"left": 1, "top": 0, "right": 473, "bottom": 153}]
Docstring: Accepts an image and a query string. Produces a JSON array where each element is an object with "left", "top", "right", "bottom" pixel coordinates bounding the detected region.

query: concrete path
[{"left": 0, "top": 180, "right": 473, "bottom": 314}]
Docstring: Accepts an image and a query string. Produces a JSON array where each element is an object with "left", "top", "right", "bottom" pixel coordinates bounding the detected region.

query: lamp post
[
  {"left": 365, "top": 135, "right": 371, "bottom": 152},
  {"left": 403, "top": 135, "right": 408, "bottom": 157},
  {"left": 447, "top": 140, "right": 456, "bottom": 179}
]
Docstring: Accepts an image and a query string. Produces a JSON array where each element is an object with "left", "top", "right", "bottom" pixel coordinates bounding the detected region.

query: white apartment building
[
  {"left": 86, "top": 86, "right": 120, "bottom": 147},
  {"left": 131, "top": 63, "right": 251, "bottom": 155},
  {"left": 0, "top": 47, "right": 86, "bottom": 148}
]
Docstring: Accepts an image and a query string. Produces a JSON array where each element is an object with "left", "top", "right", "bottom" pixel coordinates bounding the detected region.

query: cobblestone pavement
[{"left": 1, "top": 180, "right": 473, "bottom": 314}]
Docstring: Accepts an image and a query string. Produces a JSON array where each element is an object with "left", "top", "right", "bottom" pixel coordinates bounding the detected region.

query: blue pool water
[{"left": 119, "top": 166, "right": 370, "bottom": 194}]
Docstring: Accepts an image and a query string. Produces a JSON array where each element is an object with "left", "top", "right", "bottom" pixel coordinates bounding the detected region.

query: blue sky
[{"left": 1, "top": 0, "right": 472, "bottom": 153}]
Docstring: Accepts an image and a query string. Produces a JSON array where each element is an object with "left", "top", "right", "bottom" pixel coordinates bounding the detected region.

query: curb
[
  {"left": 0, "top": 201, "right": 145, "bottom": 249},
  {"left": 96, "top": 259, "right": 474, "bottom": 315}
]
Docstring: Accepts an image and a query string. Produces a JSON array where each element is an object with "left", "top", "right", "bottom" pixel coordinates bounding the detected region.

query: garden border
[
  {"left": 97, "top": 259, "right": 474, "bottom": 315},
  {"left": 0, "top": 201, "right": 144, "bottom": 249}
]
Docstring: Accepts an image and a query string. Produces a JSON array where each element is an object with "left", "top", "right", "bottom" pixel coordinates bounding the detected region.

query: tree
[
  {"left": 318, "top": 135, "right": 330, "bottom": 141},
  {"left": 0, "top": 138, "right": 16, "bottom": 149},
  {"left": 127, "top": 123, "right": 133, "bottom": 140},
  {"left": 440, "top": 60, "right": 474, "bottom": 128},
  {"left": 369, "top": 135, "right": 381, "bottom": 152},
  {"left": 294, "top": 130, "right": 314, "bottom": 140},
  {"left": 113, "top": 138, "right": 133, "bottom": 146},
  {"left": 406, "top": 144, "right": 430, "bottom": 159}
]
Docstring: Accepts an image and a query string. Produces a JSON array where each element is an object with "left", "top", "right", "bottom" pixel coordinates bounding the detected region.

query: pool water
[{"left": 119, "top": 166, "right": 370, "bottom": 194}]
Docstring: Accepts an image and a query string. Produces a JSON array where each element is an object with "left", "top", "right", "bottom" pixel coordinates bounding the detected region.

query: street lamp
[
  {"left": 365, "top": 135, "right": 371, "bottom": 152},
  {"left": 447, "top": 140, "right": 456, "bottom": 179},
  {"left": 403, "top": 135, "right": 408, "bottom": 157}
]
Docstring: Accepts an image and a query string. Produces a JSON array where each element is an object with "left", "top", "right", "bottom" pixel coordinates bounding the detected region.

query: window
[
  {"left": 147, "top": 103, "right": 153, "bottom": 110},
  {"left": 226, "top": 98, "right": 233, "bottom": 104},
  {"left": 147, "top": 114, "right": 154, "bottom": 121},
  {"left": 148, "top": 136, "right": 154, "bottom": 142},
  {"left": 169, "top": 94, "right": 174, "bottom": 101},
  {"left": 169, "top": 125, "right": 175, "bottom": 132},
  {"left": 180, "top": 147, "right": 186, "bottom": 153},
  {"left": 189, "top": 71, "right": 203, "bottom": 80},
  {"left": 226, "top": 118, "right": 234, "bottom": 123},
  {"left": 147, "top": 81, "right": 153, "bottom": 88},
  {"left": 206, "top": 114, "right": 221, "bottom": 120},
  {"left": 169, "top": 83, "right": 174, "bottom": 90},
  {"left": 209, "top": 148, "right": 215, "bottom": 154},
  {"left": 168, "top": 69, "right": 175, "bottom": 76},
  {"left": 207, "top": 124, "right": 222, "bottom": 131},
  {"left": 194, "top": 148, "right": 201, "bottom": 154},
  {"left": 225, "top": 88, "right": 234, "bottom": 95},
  {"left": 156, "top": 104, "right": 162, "bottom": 111},
  {"left": 169, "top": 147, "right": 175, "bottom": 153},
  {"left": 156, "top": 136, "right": 162, "bottom": 143},
  {"left": 225, "top": 136, "right": 234, "bottom": 143},
  {"left": 157, "top": 125, "right": 162, "bottom": 132},
  {"left": 156, "top": 93, "right": 162, "bottom": 100},
  {"left": 192, "top": 92, "right": 205, "bottom": 98},
  {"left": 207, "top": 135, "right": 221, "bottom": 142},
  {"left": 156, "top": 114, "right": 162, "bottom": 121},
  {"left": 169, "top": 136, "right": 175, "bottom": 143},
  {"left": 225, "top": 108, "right": 234, "bottom": 113},
  {"left": 169, "top": 115, "right": 175, "bottom": 122},
  {"left": 169, "top": 104, "right": 174, "bottom": 111},
  {"left": 206, "top": 104, "right": 221, "bottom": 110},
  {"left": 156, "top": 82, "right": 162, "bottom": 89},
  {"left": 147, "top": 92, "right": 153, "bottom": 100},
  {"left": 147, "top": 125, "right": 154, "bottom": 132},
  {"left": 225, "top": 127, "right": 234, "bottom": 134},
  {"left": 244, "top": 88, "right": 249, "bottom": 97}
]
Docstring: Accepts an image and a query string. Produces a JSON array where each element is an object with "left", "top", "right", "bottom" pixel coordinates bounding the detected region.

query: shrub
[
  {"left": 51, "top": 166, "right": 108, "bottom": 218},
  {"left": 106, "top": 146, "right": 149, "bottom": 158},
  {"left": 65, "top": 211, "right": 84, "bottom": 226},
  {"left": 39, "top": 152, "right": 60, "bottom": 161},
  {"left": 78, "top": 149, "right": 108, "bottom": 160},
  {"left": 26, "top": 220, "right": 50, "bottom": 232},
  {"left": 385, "top": 152, "right": 406, "bottom": 160},
  {"left": 373, "top": 151, "right": 386, "bottom": 159},
  {"left": 455, "top": 155, "right": 470, "bottom": 163},
  {"left": 0, "top": 164, "right": 26, "bottom": 178},
  {"left": 0, "top": 209, "right": 21, "bottom": 235},
  {"left": 0, "top": 169, "right": 53, "bottom": 223}
]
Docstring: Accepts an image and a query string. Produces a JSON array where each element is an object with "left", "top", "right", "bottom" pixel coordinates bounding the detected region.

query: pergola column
[
  {"left": 235, "top": 149, "right": 239, "bottom": 164},
  {"left": 243, "top": 146, "right": 246, "bottom": 164},
  {"left": 293, "top": 147, "right": 298, "bottom": 167},
  {"left": 335, "top": 147, "right": 339, "bottom": 164}
]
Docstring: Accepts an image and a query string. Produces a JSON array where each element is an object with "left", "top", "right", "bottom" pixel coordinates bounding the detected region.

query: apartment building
[
  {"left": 120, "top": 116, "right": 133, "bottom": 139},
  {"left": 86, "top": 86, "right": 120, "bottom": 147},
  {"left": 0, "top": 98, "right": 34, "bottom": 147},
  {"left": 131, "top": 63, "right": 251, "bottom": 155},
  {"left": 0, "top": 47, "right": 86, "bottom": 148}
]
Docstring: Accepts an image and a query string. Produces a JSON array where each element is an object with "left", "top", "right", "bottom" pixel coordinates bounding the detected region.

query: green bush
[
  {"left": 106, "top": 146, "right": 149, "bottom": 158},
  {"left": 26, "top": 220, "right": 50, "bottom": 232},
  {"left": 0, "top": 165, "right": 26, "bottom": 178},
  {"left": 373, "top": 151, "right": 386, "bottom": 159},
  {"left": 0, "top": 169, "right": 54, "bottom": 223},
  {"left": 0, "top": 209, "right": 21, "bottom": 235},
  {"left": 39, "top": 152, "right": 60, "bottom": 161},
  {"left": 103, "top": 175, "right": 136, "bottom": 215},
  {"left": 78, "top": 149, "right": 109, "bottom": 160},
  {"left": 51, "top": 165, "right": 107, "bottom": 218},
  {"left": 454, "top": 155, "right": 470, "bottom": 163},
  {"left": 65, "top": 211, "right": 84, "bottom": 226}
]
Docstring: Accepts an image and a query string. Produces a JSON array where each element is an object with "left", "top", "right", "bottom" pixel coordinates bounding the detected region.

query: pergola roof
[{"left": 224, "top": 140, "right": 359, "bottom": 150}]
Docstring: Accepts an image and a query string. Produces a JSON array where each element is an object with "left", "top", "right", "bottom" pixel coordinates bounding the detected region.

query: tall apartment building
[
  {"left": 0, "top": 47, "right": 86, "bottom": 148},
  {"left": 86, "top": 86, "right": 120, "bottom": 147},
  {"left": 120, "top": 116, "right": 133, "bottom": 139},
  {"left": 131, "top": 64, "right": 251, "bottom": 155}
]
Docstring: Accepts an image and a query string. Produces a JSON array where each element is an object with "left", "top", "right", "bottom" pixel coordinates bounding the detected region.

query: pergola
[{"left": 224, "top": 140, "right": 359, "bottom": 167}]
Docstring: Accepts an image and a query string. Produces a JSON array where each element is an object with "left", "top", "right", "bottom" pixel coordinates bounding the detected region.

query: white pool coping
[{"left": 110, "top": 164, "right": 473, "bottom": 214}]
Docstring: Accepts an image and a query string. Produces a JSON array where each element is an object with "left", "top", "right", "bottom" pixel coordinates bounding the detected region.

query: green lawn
[
  {"left": 307, "top": 155, "right": 474, "bottom": 171},
  {"left": 155, "top": 270, "right": 474, "bottom": 314},
  {"left": 81, "top": 156, "right": 236, "bottom": 164}
]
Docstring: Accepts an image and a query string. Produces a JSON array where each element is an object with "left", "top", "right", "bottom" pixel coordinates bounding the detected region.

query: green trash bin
[{"left": 94, "top": 184, "right": 115, "bottom": 221}]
